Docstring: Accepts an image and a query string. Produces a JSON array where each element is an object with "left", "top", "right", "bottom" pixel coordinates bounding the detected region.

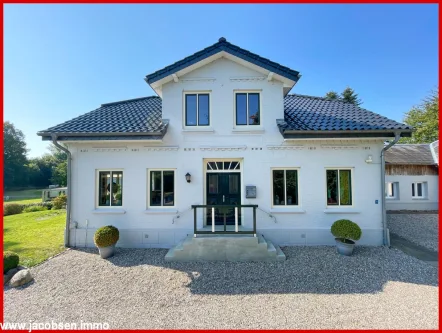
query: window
[
  {"left": 98, "top": 171, "right": 123, "bottom": 207},
  {"left": 185, "top": 93, "right": 210, "bottom": 126},
  {"left": 326, "top": 169, "right": 352, "bottom": 206},
  {"left": 385, "top": 182, "right": 399, "bottom": 199},
  {"left": 412, "top": 182, "right": 426, "bottom": 198},
  {"left": 272, "top": 169, "right": 298, "bottom": 206},
  {"left": 149, "top": 170, "right": 175, "bottom": 206},
  {"left": 235, "top": 92, "right": 260, "bottom": 126}
]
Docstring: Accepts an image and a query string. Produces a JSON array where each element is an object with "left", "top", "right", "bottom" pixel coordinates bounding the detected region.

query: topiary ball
[
  {"left": 4, "top": 251, "right": 19, "bottom": 273},
  {"left": 331, "top": 219, "right": 362, "bottom": 242},
  {"left": 94, "top": 225, "right": 119, "bottom": 248}
]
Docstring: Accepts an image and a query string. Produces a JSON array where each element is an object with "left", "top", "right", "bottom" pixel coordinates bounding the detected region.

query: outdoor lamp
[{"left": 185, "top": 173, "right": 191, "bottom": 183}]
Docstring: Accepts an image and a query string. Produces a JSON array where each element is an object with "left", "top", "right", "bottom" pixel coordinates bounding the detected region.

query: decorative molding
[
  {"left": 92, "top": 147, "right": 128, "bottom": 152},
  {"left": 230, "top": 76, "right": 266, "bottom": 82},
  {"left": 200, "top": 145, "right": 247, "bottom": 151},
  {"left": 180, "top": 77, "right": 216, "bottom": 82},
  {"left": 267, "top": 145, "right": 305, "bottom": 150},
  {"left": 321, "top": 145, "right": 359, "bottom": 150},
  {"left": 143, "top": 146, "right": 179, "bottom": 151}
]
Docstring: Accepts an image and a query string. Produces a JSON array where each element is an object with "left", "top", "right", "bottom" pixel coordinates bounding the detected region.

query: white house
[
  {"left": 385, "top": 140, "right": 438, "bottom": 211},
  {"left": 38, "top": 37, "right": 413, "bottom": 252}
]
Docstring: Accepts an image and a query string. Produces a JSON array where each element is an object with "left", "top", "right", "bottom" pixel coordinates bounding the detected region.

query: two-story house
[{"left": 37, "top": 37, "right": 413, "bottom": 257}]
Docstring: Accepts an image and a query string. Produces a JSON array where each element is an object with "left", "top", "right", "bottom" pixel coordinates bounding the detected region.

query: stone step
[{"left": 165, "top": 233, "right": 285, "bottom": 262}]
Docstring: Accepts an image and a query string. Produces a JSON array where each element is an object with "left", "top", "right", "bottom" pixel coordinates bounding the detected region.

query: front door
[{"left": 206, "top": 172, "right": 241, "bottom": 225}]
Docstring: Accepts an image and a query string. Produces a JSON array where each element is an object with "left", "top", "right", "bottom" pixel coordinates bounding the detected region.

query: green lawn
[
  {"left": 5, "top": 198, "right": 42, "bottom": 205},
  {"left": 4, "top": 210, "right": 66, "bottom": 267},
  {"left": 4, "top": 188, "right": 44, "bottom": 204}
]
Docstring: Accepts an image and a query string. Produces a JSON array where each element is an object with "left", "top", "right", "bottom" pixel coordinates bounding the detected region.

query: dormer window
[
  {"left": 235, "top": 92, "right": 260, "bottom": 126},
  {"left": 185, "top": 93, "right": 210, "bottom": 126}
]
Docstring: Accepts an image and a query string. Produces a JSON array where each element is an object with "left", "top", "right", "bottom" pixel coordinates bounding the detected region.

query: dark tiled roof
[
  {"left": 145, "top": 37, "right": 301, "bottom": 85},
  {"left": 279, "top": 94, "right": 413, "bottom": 138},
  {"left": 385, "top": 144, "right": 437, "bottom": 165},
  {"left": 38, "top": 97, "right": 166, "bottom": 141}
]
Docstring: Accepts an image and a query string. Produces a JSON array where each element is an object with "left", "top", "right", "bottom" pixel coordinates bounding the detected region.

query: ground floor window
[
  {"left": 272, "top": 169, "right": 298, "bottom": 206},
  {"left": 385, "top": 182, "right": 399, "bottom": 199},
  {"left": 326, "top": 169, "right": 352, "bottom": 206},
  {"left": 412, "top": 181, "right": 426, "bottom": 198},
  {"left": 98, "top": 170, "right": 123, "bottom": 207},
  {"left": 149, "top": 170, "right": 175, "bottom": 207}
]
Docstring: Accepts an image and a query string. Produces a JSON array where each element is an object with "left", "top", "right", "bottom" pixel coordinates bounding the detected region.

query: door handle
[{"left": 223, "top": 195, "right": 225, "bottom": 202}]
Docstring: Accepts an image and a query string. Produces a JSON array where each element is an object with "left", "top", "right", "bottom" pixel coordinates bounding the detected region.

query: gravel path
[
  {"left": 4, "top": 247, "right": 438, "bottom": 329},
  {"left": 388, "top": 213, "right": 439, "bottom": 252}
]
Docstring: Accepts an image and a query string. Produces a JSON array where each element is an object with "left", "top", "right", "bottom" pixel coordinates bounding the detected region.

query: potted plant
[
  {"left": 330, "top": 219, "right": 362, "bottom": 256},
  {"left": 94, "top": 225, "right": 119, "bottom": 259},
  {"left": 115, "top": 192, "right": 122, "bottom": 205}
]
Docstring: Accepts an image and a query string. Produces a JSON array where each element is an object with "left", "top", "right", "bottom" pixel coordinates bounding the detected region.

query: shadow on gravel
[{"left": 71, "top": 246, "right": 438, "bottom": 295}]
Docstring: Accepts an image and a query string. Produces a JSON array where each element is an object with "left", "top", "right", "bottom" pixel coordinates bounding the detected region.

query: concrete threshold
[{"left": 390, "top": 233, "right": 439, "bottom": 267}]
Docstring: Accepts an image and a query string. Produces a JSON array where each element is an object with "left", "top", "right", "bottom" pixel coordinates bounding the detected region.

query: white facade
[
  {"left": 64, "top": 57, "right": 387, "bottom": 248},
  {"left": 385, "top": 175, "right": 439, "bottom": 210}
]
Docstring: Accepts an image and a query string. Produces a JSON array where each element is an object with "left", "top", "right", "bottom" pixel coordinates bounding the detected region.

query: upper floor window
[
  {"left": 98, "top": 170, "right": 123, "bottom": 207},
  {"left": 185, "top": 93, "right": 210, "bottom": 126},
  {"left": 326, "top": 169, "right": 352, "bottom": 206},
  {"left": 235, "top": 92, "right": 260, "bottom": 126}
]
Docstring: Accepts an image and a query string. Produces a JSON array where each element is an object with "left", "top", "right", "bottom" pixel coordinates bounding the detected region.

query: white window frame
[
  {"left": 183, "top": 91, "right": 211, "bottom": 129},
  {"left": 95, "top": 169, "right": 124, "bottom": 209},
  {"left": 385, "top": 182, "right": 398, "bottom": 199},
  {"left": 147, "top": 169, "right": 176, "bottom": 208},
  {"left": 411, "top": 181, "right": 426, "bottom": 199},
  {"left": 233, "top": 90, "right": 262, "bottom": 128},
  {"left": 325, "top": 168, "right": 354, "bottom": 207},
  {"left": 271, "top": 168, "right": 300, "bottom": 208}
]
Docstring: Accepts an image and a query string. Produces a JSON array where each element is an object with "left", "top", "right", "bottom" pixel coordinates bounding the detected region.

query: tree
[
  {"left": 400, "top": 89, "right": 439, "bottom": 143},
  {"left": 4, "top": 121, "right": 28, "bottom": 188},
  {"left": 341, "top": 87, "right": 362, "bottom": 106},
  {"left": 51, "top": 160, "right": 67, "bottom": 187},
  {"left": 324, "top": 87, "right": 362, "bottom": 106},
  {"left": 325, "top": 91, "right": 339, "bottom": 100}
]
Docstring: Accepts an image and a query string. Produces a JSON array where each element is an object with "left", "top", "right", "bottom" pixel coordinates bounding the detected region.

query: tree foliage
[
  {"left": 324, "top": 87, "right": 362, "bottom": 106},
  {"left": 4, "top": 122, "right": 28, "bottom": 188},
  {"left": 400, "top": 89, "right": 439, "bottom": 143}
]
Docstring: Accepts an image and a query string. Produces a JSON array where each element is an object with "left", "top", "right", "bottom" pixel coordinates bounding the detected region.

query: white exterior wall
[
  {"left": 66, "top": 58, "right": 385, "bottom": 248},
  {"left": 385, "top": 175, "right": 439, "bottom": 210}
]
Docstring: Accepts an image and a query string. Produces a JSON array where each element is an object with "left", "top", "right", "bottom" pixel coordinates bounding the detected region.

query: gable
[{"left": 145, "top": 37, "right": 301, "bottom": 97}]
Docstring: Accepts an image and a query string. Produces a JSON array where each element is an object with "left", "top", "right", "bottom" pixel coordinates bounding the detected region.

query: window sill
[
  {"left": 324, "top": 208, "right": 360, "bottom": 214},
  {"left": 386, "top": 198, "right": 398, "bottom": 200},
  {"left": 182, "top": 128, "right": 214, "bottom": 133},
  {"left": 269, "top": 208, "right": 306, "bottom": 214},
  {"left": 144, "top": 208, "right": 178, "bottom": 214},
  {"left": 231, "top": 128, "right": 265, "bottom": 134},
  {"left": 92, "top": 208, "right": 126, "bottom": 214},
  {"left": 412, "top": 198, "right": 428, "bottom": 200}
]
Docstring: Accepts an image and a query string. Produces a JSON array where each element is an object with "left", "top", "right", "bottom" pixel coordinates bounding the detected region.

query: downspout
[
  {"left": 381, "top": 131, "right": 401, "bottom": 246},
  {"left": 51, "top": 134, "right": 71, "bottom": 247}
]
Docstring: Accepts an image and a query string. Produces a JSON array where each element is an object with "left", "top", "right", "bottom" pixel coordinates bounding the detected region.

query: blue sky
[{"left": 4, "top": 4, "right": 438, "bottom": 157}]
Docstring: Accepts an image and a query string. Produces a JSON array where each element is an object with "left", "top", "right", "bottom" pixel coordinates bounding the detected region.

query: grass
[
  {"left": 4, "top": 210, "right": 66, "bottom": 267},
  {"left": 4, "top": 198, "right": 42, "bottom": 205}
]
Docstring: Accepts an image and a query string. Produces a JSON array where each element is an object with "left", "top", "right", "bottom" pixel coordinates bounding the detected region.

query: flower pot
[
  {"left": 335, "top": 238, "right": 355, "bottom": 256},
  {"left": 98, "top": 244, "right": 116, "bottom": 259}
]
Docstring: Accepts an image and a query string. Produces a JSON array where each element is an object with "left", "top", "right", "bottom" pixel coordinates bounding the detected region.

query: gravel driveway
[
  {"left": 4, "top": 246, "right": 438, "bottom": 329},
  {"left": 388, "top": 213, "right": 439, "bottom": 252}
]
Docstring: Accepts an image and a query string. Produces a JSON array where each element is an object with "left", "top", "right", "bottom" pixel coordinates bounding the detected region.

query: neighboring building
[
  {"left": 42, "top": 187, "right": 68, "bottom": 202},
  {"left": 385, "top": 141, "right": 439, "bottom": 211},
  {"left": 37, "top": 37, "right": 412, "bottom": 249}
]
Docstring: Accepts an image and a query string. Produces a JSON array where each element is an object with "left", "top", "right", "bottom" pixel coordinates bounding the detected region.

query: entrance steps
[{"left": 165, "top": 234, "right": 286, "bottom": 262}]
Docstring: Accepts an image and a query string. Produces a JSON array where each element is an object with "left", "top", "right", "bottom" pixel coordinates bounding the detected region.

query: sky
[{"left": 4, "top": 4, "right": 439, "bottom": 158}]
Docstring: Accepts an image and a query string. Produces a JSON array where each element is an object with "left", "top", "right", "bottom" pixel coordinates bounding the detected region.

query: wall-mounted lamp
[
  {"left": 365, "top": 155, "right": 373, "bottom": 163},
  {"left": 185, "top": 173, "right": 191, "bottom": 183}
]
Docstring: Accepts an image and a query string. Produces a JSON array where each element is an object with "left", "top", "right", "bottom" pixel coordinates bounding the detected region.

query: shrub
[
  {"left": 23, "top": 205, "right": 48, "bottom": 213},
  {"left": 94, "top": 225, "right": 119, "bottom": 248},
  {"left": 3, "top": 203, "right": 24, "bottom": 216},
  {"left": 331, "top": 219, "right": 362, "bottom": 243},
  {"left": 4, "top": 251, "right": 19, "bottom": 273},
  {"left": 52, "top": 195, "right": 67, "bottom": 210}
]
